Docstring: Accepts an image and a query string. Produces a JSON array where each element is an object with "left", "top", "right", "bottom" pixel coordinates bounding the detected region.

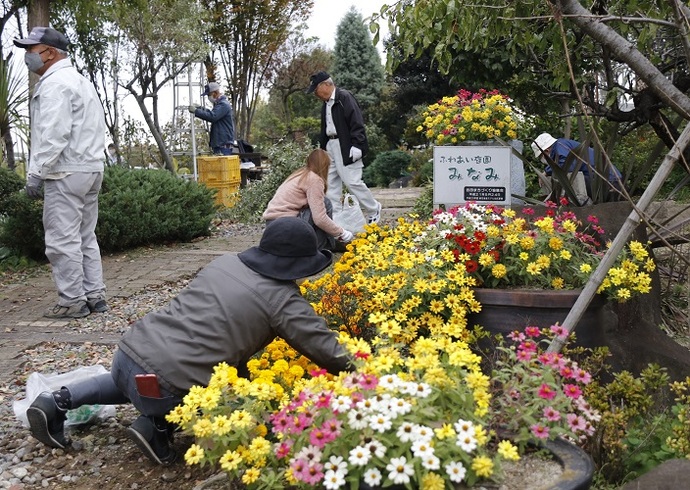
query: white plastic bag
[
  {"left": 333, "top": 193, "right": 366, "bottom": 234},
  {"left": 13, "top": 365, "right": 117, "bottom": 427}
]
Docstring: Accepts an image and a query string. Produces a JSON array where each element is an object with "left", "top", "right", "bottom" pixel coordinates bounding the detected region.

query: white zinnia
[{"left": 386, "top": 456, "right": 414, "bottom": 485}]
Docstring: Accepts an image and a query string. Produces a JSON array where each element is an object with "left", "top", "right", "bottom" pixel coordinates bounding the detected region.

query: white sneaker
[{"left": 367, "top": 201, "right": 382, "bottom": 224}]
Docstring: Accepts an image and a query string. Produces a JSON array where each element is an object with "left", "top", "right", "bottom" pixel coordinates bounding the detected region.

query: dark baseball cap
[
  {"left": 14, "top": 27, "right": 70, "bottom": 51},
  {"left": 306, "top": 71, "right": 330, "bottom": 93}
]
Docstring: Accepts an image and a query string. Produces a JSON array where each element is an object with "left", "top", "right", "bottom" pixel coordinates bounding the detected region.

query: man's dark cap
[
  {"left": 306, "top": 71, "right": 330, "bottom": 93},
  {"left": 14, "top": 27, "right": 70, "bottom": 51}
]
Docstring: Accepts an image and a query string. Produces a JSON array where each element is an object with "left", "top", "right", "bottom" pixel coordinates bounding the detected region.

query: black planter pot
[{"left": 358, "top": 438, "right": 594, "bottom": 490}]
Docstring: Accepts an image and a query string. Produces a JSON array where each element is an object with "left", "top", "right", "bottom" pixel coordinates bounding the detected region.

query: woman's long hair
[{"left": 287, "top": 148, "right": 331, "bottom": 192}]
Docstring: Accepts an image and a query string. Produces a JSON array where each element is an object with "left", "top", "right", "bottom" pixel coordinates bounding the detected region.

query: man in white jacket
[{"left": 14, "top": 27, "right": 108, "bottom": 319}]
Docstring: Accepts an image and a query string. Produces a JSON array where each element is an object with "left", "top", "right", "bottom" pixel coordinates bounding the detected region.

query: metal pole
[
  {"left": 546, "top": 121, "right": 690, "bottom": 353},
  {"left": 189, "top": 64, "right": 198, "bottom": 182}
]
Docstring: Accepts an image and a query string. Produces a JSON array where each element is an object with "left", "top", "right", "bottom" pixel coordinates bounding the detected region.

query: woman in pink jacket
[{"left": 263, "top": 149, "right": 353, "bottom": 250}]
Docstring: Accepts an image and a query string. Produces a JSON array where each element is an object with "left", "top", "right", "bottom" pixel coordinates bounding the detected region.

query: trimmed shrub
[
  {"left": 363, "top": 150, "right": 412, "bottom": 188},
  {"left": 0, "top": 167, "right": 218, "bottom": 260}
]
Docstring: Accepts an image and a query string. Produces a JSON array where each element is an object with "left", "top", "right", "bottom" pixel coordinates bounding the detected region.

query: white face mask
[{"left": 208, "top": 95, "right": 217, "bottom": 104}]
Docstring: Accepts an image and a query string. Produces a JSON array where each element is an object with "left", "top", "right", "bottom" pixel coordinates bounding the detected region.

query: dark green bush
[
  {"left": 0, "top": 167, "right": 218, "bottom": 260},
  {"left": 97, "top": 167, "right": 218, "bottom": 251},
  {"left": 363, "top": 150, "right": 412, "bottom": 188},
  {"left": 0, "top": 166, "right": 24, "bottom": 214}
]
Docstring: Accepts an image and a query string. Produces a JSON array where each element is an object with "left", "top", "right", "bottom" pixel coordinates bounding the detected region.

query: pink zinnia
[
  {"left": 309, "top": 427, "right": 336, "bottom": 448},
  {"left": 574, "top": 368, "right": 592, "bottom": 384},
  {"left": 521, "top": 207, "right": 535, "bottom": 215},
  {"left": 310, "top": 368, "right": 328, "bottom": 377},
  {"left": 524, "top": 326, "right": 541, "bottom": 338},
  {"left": 275, "top": 441, "right": 293, "bottom": 459},
  {"left": 270, "top": 412, "right": 294, "bottom": 434},
  {"left": 519, "top": 340, "right": 538, "bottom": 353},
  {"left": 538, "top": 383, "right": 557, "bottom": 400},
  {"left": 567, "top": 413, "right": 587, "bottom": 432},
  {"left": 563, "top": 384, "right": 582, "bottom": 399},
  {"left": 315, "top": 393, "right": 332, "bottom": 408},
  {"left": 550, "top": 324, "right": 569, "bottom": 338},
  {"left": 559, "top": 365, "right": 575, "bottom": 379},
  {"left": 359, "top": 373, "right": 379, "bottom": 390},
  {"left": 303, "top": 462, "right": 325, "bottom": 485},
  {"left": 587, "top": 214, "right": 599, "bottom": 224},
  {"left": 531, "top": 424, "right": 550, "bottom": 439},
  {"left": 290, "top": 458, "right": 310, "bottom": 482},
  {"left": 516, "top": 349, "right": 534, "bottom": 362},
  {"left": 543, "top": 406, "right": 561, "bottom": 421},
  {"left": 322, "top": 417, "right": 342, "bottom": 436},
  {"left": 538, "top": 352, "right": 560, "bottom": 367},
  {"left": 508, "top": 331, "right": 525, "bottom": 342}
]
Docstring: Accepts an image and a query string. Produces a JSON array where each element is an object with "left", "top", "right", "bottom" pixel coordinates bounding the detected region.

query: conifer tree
[{"left": 332, "top": 7, "right": 384, "bottom": 116}]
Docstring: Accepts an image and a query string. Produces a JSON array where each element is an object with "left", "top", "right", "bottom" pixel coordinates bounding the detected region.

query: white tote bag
[{"left": 332, "top": 193, "right": 367, "bottom": 234}]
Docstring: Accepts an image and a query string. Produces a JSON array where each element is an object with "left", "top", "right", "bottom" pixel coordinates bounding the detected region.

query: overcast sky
[{"left": 304, "top": 0, "right": 390, "bottom": 58}]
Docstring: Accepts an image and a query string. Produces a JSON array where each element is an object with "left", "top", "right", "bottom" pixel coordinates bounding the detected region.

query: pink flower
[
  {"left": 524, "top": 326, "right": 541, "bottom": 337},
  {"left": 508, "top": 331, "right": 526, "bottom": 342},
  {"left": 559, "top": 365, "right": 575, "bottom": 379},
  {"left": 290, "top": 458, "right": 310, "bottom": 482},
  {"left": 303, "top": 462, "right": 325, "bottom": 485},
  {"left": 587, "top": 215, "right": 599, "bottom": 224},
  {"left": 559, "top": 196, "right": 569, "bottom": 206},
  {"left": 275, "top": 441, "right": 293, "bottom": 459},
  {"left": 519, "top": 340, "right": 538, "bottom": 353},
  {"left": 270, "top": 411, "right": 294, "bottom": 434},
  {"left": 563, "top": 384, "right": 582, "bottom": 399},
  {"left": 315, "top": 393, "right": 332, "bottom": 408},
  {"left": 531, "top": 424, "right": 550, "bottom": 439},
  {"left": 309, "top": 427, "right": 332, "bottom": 448},
  {"left": 567, "top": 413, "right": 587, "bottom": 432},
  {"left": 538, "top": 384, "right": 557, "bottom": 400},
  {"left": 521, "top": 207, "right": 535, "bottom": 215},
  {"left": 574, "top": 368, "right": 592, "bottom": 384},
  {"left": 550, "top": 324, "right": 569, "bottom": 338},
  {"left": 516, "top": 349, "right": 534, "bottom": 362},
  {"left": 543, "top": 406, "right": 561, "bottom": 421},
  {"left": 359, "top": 373, "right": 379, "bottom": 390},
  {"left": 310, "top": 368, "right": 328, "bottom": 377},
  {"left": 537, "top": 352, "right": 561, "bottom": 367}
]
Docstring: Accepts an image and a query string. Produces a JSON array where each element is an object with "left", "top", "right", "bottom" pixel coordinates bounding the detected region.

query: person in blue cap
[{"left": 189, "top": 82, "right": 236, "bottom": 155}]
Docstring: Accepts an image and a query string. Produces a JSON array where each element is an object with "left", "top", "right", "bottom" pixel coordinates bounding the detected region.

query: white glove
[
  {"left": 188, "top": 104, "right": 200, "bottom": 113},
  {"left": 349, "top": 146, "right": 362, "bottom": 162},
  {"left": 337, "top": 229, "right": 354, "bottom": 242}
]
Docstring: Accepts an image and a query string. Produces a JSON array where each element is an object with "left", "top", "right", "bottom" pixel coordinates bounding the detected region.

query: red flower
[{"left": 465, "top": 260, "right": 478, "bottom": 273}]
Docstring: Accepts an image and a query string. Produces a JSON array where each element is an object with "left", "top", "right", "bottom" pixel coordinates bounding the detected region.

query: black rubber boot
[
  {"left": 126, "top": 415, "right": 177, "bottom": 465},
  {"left": 26, "top": 392, "right": 70, "bottom": 449}
]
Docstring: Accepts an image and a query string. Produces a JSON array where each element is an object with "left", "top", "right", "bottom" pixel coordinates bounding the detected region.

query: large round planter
[
  {"left": 469, "top": 288, "right": 608, "bottom": 348},
  {"left": 358, "top": 438, "right": 593, "bottom": 489}
]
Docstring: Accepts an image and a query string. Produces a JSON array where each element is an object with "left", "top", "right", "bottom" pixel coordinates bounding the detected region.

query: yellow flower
[
  {"left": 491, "top": 264, "right": 507, "bottom": 279},
  {"left": 219, "top": 450, "right": 243, "bottom": 472},
  {"left": 497, "top": 440, "right": 520, "bottom": 461},
  {"left": 421, "top": 472, "right": 445, "bottom": 490},
  {"left": 184, "top": 444, "right": 204, "bottom": 465},
  {"left": 580, "top": 263, "right": 592, "bottom": 273},
  {"left": 471, "top": 455, "right": 494, "bottom": 477},
  {"left": 242, "top": 468, "right": 261, "bottom": 484}
]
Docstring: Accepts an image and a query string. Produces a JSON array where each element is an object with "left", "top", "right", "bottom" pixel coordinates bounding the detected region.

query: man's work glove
[
  {"left": 25, "top": 174, "right": 44, "bottom": 200},
  {"left": 337, "top": 229, "right": 354, "bottom": 243},
  {"left": 188, "top": 104, "right": 200, "bottom": 113},
  {"left": 349, "top": 146, "right": 362, "bottom": 162}
]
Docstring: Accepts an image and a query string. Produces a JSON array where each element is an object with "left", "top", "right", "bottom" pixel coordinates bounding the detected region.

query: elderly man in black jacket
[
  {"left": 308, "top": 71, "right": 382, "bottom": 225},
  {"left": 24, "top": 218, "right": 352, "bottom": 466}
]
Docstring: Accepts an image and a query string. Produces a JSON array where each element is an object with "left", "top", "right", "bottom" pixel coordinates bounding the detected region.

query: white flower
[
  {"left": 454, "top": 419, "right": 475, "bottom": 435},
  {"left": 445, "top": 461, "right": 467, "bottom": 483},
  {"left": 378, "top": 374, "right": 402, "bottom": 391},
  {"left": 388, "top": 397, "right": 412, "bottom": 416},
  {"left": 396, "top": 421, "right": 417, "bottom": 443},
  {"left": 331, "top": 395, "right": 352, "bottom": 413},
  {"left": 362, "top": 467, "right": 382, "bottom": 487},
  {"left": 348, "top": 445, "right": 371, "bottom": 466},
  {"left": 413, "top": 424, "right": 435, "bottom": 442},
  {"left": 456, "top": 433, "right": 478, "bottom": 453},
  {"left": 323, "top": 469, "right": 347, "bottom": 489},
  {"left": 421, "top": 453, "right": 441, "bottom": 470},
  {"left": 355, "top": 398, "right": 377, "bottom": 413},
  {"left": 362, "top": 438, "right": 387, "bottom": 459},
  {"left": 411, "top": 439, "right": 435, "bottom": 459},
  {"left": 347, "top": 409, "right": 369, "bottom": 430},
  {"left": 324, "top": 455, "right": 348, "bottom": 474},
  {"left": 386, "top": 456, "right": 414, "bottom": 485},
  {"left": 368, "top": 413, "right": 393, "bottom": 433}
]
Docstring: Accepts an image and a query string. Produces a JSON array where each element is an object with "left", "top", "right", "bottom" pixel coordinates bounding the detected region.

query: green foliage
[
  {"left": 411, "top": 183, "right": 434, "bottom": 220},
  {"left": 0, "top": 167, "right": 23, "bottom": 213},
  {"left": 224, "top": 141, "right": 311, "bottom": 223},
  {"left": 97, "top": 167, "right": 217, "bottom": 250},
  {"left": 332, "top": 7, "right": 384, "bottom": 116},
  {"left": 583, "top": 364, "right": 690, "bottom": 485},
  {"left": 363, "top": 149, "right": 411, "bottom": 187},
  {"left": 0, "top": 167, "right": 217, "bottom": 260}
]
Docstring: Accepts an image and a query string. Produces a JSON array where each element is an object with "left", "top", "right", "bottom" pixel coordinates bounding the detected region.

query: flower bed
[{"left": 169, "top": 202, "right": 656, "bottom": 489}]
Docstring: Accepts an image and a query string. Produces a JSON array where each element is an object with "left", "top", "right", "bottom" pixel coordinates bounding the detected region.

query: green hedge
[{"left": 0, "top": 167, "right": 218, "bottom": 260}]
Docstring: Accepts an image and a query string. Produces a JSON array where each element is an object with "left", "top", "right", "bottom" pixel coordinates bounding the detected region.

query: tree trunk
[
  {"left": 133, "top": 95, "right": 173, "bottom": 172},
  {"left": 556, "top": 0, "right": 690, "bottom": 120}
]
